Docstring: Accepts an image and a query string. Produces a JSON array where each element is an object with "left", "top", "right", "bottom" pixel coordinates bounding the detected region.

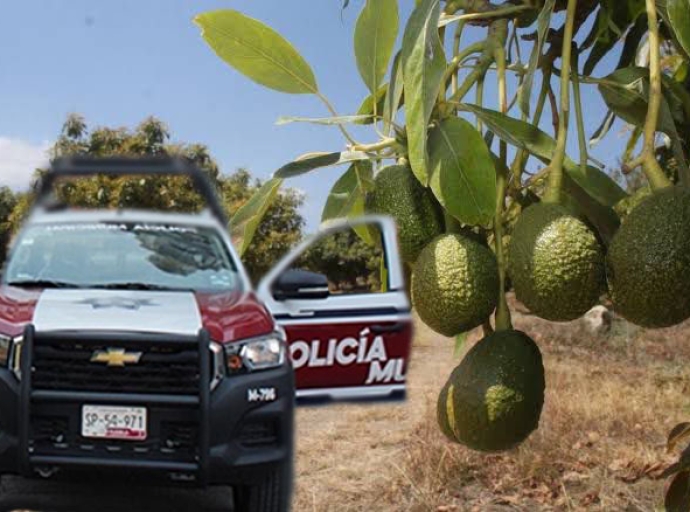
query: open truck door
[{"left": 257, "top": 216, "right": 413, "bottom": 402}]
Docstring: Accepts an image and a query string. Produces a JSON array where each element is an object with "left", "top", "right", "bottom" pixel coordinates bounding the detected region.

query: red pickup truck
[{"left": 0, "top": 157, "right": 413, "bottom": 511}]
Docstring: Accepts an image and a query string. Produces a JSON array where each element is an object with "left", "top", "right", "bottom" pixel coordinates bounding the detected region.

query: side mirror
[{"left": 273, "top": 269, "right": 330, "bottom": 301}]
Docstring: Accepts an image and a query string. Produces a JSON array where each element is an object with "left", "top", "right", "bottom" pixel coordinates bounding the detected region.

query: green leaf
[
  {"left": 599, "top": 68, "right": 690, "bottom": 183},
  {"left": 582, "top": 0, "right": 645, "bottom": 75},
  {"left": 666, "top": 470, "right": 690, "bottom": 512},
  {"left": 589, "top": 110, "right": 616, "bottom": 147},
  {"left": 194, "top": 10, "right": 318, "bottom": 94},
  {"left": 274, "top": 151, "right": 370, "bottom": 178},
  {"left": 598, "top": 67, "right": 683, "bottom": 135},
  {"left": 519, "top": 0, "right": 555, "bottom": 117},
  {"left": 402, "top": 0, "right": 446, "bottom": 185},
  {"left": 231, "top": 178, "right": 283, "bottom": 256},
  {"left": 462, "top": 104, "right": 627, "bottom": 207},
  {"left": 354, "top": 0, "right": 399, "bottom": 93},
  {"left": 383, "top": 51, "right": 404, "bottom": 134},
  {"left": 276, "top": 115, "right": 372, "bottom": 126},
  {"left": 589, "top": 110, "right": 616, "bottom": 146},
  {"left": 355, "top": 84, "right": 388, "bottom": 125},
  {"left": 616, "top": 16, "right": 647, "bottom": 69},
  {"left": 322, "top": 161, "right": 374, "bottom": 222},
  {"left": 321, "top": 161, "right": 378, "bottom": 245},
  {"left": 428, "top": 117, "right": 496, "bottom": 227},
  {"left": 668, "top": 0, "right": 690, "bottom": 59}
]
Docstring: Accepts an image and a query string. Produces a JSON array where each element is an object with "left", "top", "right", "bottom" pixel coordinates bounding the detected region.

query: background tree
[
  {"left": 222, "top": 169, "right": 305, "bottom": 282},
  {"left": 6, "top": 115, "right": 305, "bottom": 281},
  {"left": 296, "top": 229, "right": 383, "bottom": 292},
  {"left": 0, "top": 188, "right": 17, "bottom": 267}
]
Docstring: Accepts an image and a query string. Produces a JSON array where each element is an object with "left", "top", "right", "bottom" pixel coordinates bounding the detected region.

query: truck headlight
[
  {"left": 225, "top": 332, "right": 286, "bottom": 373},
  {"left": 0, "top": 335, "right": 10, "bottom": 366}
]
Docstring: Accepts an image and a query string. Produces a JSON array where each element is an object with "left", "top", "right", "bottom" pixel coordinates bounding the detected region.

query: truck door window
[{"left": 290, "top": 225, "right": 386, "bottom": 295}]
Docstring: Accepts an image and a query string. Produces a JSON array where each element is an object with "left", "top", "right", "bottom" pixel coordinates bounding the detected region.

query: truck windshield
[{"left": 3, "top": 222, "right": 242, "bottom": 292}]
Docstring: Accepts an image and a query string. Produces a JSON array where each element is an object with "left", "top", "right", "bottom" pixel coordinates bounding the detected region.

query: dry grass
[{"left": 293, "top": 302, "right": 690, "bottom": 511}]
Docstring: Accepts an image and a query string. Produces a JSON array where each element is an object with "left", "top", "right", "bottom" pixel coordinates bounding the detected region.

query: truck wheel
[{"left": 233, "top": 461, "right": 293, "bottom": 512}]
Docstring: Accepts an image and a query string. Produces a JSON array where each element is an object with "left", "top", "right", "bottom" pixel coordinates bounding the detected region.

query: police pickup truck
[{"left": 0, "top": 157, "right": 412, "bottom": 511}]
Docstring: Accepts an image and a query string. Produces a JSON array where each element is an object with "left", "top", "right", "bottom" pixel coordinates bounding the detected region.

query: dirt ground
[{"left": 293, "top": 304, "right": 690, "bottom": 511}]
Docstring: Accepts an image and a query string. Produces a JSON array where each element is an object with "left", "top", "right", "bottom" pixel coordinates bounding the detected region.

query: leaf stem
[
  {"left": 316, "top": 92, "right": 359, "bottom": 147},
  {"left": 439, "top": 5, "right": 532, "bottom": 26},
  {"left": 442, "top": 42, "right": 486, "bottom": 88},
  {"left": 544, "top": 0, "right": 577, "bottom": 205},
  {"left": 476, "top": 73, "right": 485, "bottom": 132},
  {"left": 350, "top": 138, "right": 397, "bottom": 153},
  {"left": 452, "top": 19, "right": 466, "bottom": 56},
  {"left": 571, "top": 46, "right": 589, "bottom": 175},
  {"left": 636, "top": 0, "right": 673, "bottom": 191},
  {"left": 623, "top": 127, "right": 643, "bottom": 164},
  {"left": 445, "top": 20, "right": 508, "bottom": 110},
  {"left": 493, "top": 43, "right": 512, "bottom": 332},
  {"left": 510, "top": 65, "right": 552, "bottom": 189}
]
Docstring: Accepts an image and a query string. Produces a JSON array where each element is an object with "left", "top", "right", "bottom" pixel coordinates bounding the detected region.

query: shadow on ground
[{"left": 0, "top": 476, "right": 233, "bottom": 512}]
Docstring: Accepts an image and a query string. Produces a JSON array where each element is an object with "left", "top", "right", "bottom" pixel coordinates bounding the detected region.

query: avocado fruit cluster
[
  {"left": 437, "top": 330, "right": 545, "bottom": 452},
  {"left": 411, "top": 233, "right": 499, "bottom": 337},
  {"left": 366, "top": 164, "right": 444, "bottom": 264},
  {"left": 607, "top": 186, "right": 690, "bottom": 328},
  {"left": 508, "top": 203, "right": 606, "bottom": 321}
]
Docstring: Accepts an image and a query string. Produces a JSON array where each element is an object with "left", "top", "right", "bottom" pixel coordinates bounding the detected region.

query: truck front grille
[{"left": 32, "top": 339, "right": 201, "bottom": 395}]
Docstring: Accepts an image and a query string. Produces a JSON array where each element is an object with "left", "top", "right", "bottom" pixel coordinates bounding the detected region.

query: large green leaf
[
  {"left": 463, "top": 105, "right": 627, "bottom": 206},
  {"left": 322, "top": 162, "right": 377, "bottom": 245},
  {"left": 519, "top": 0, "right": 555, "bottom": 117},
  {"left": 355, "top": 84, "right": 388, "bottom": 125},
  {"left": 274, "top": 151, "right": 370, "bottom": 178},
  {"left": 354, "top": 0, "right": 399, "bottom": 93},
  {"left": 322, "top": 161, "right": 374, "bottom": 222},
  {"left": 194, "top": 10, "right": 318, "bottom": 94},
  {"left": 428, "top": 117, "right": 496, "bottom": 226},
  {"left": 668, "top": 0, "right": 690, "bottom": 59},
  {"left": 383, "top": 51, "right": 404, "bottom": 134},
  {"left": 598, "top": 67, "right": 687, "bottom": 134},
  {"left": 402, "top": 0, "right": 446, "bottom": 185},
  {"left": 231, "top": 178, "right": 283, "bottom": 255}
]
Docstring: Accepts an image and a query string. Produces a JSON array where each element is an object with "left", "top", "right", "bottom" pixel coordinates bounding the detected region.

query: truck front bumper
[{"left": 0, "top": 327, "right": 294, "bottom": 487}]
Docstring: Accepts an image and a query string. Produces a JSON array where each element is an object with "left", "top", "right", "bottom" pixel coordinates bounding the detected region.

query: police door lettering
[{"left": 289, "top": 327, "right": 405, "bottom": 385}]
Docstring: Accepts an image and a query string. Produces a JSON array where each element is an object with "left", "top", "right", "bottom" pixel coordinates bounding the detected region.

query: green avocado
[
  {"left": 366, "top": 164, "right": 444, "bottom": 264},
  {"left": 508, "top": 203, "right": 606, "bottom": 321},
  {"left": 411, "top": 233, "right": 498, "bottom": 337},
  {"left": 607, "top": 186, "right": 690, "bottom": 328},
  {"left": 437, "top": 330, "right": 545, "bottom": 452}
]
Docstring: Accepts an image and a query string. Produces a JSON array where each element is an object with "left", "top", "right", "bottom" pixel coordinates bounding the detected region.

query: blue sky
[{"left": 0, "top": 0, "right": 629, "bottom": 230}]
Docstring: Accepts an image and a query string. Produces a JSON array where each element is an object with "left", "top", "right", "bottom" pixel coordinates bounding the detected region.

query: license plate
[{"left": 81, "top": 405, "right": 147, "bottom": 441}]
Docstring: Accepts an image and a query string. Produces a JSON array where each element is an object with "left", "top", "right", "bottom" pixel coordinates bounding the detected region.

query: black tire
[{"left": 233, "top": 461, "right": 293, "bottom": 512}]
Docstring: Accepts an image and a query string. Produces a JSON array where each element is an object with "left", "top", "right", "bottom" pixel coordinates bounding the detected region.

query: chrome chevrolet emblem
[{"left": 91, "top": 348, "right": 143, "bottom": 367}]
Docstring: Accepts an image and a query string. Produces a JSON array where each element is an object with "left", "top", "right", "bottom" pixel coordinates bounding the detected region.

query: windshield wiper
[
  {"left": 6, "top": 279, "right": 82, "bottom": 289},
  {"left": 91, "top": 282, "right": 191, "bottom": 291}
]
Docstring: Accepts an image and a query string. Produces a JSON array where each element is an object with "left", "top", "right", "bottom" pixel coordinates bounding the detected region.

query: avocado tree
[{"left": 194, "top": 0, "right": 690, "bottom": 505}]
